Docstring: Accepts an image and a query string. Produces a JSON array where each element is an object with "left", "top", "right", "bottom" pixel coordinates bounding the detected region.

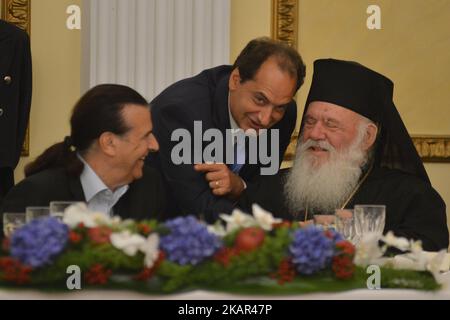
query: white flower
[
  {"left": 62, "top": 203, "right": 110, "bottom": 228},
  {"left": 427, "top": 250, "right": 447, "bottom": 274},
  {"left": 62, "top": 203, "right": 120, "bottom": 228},
  {"left": 425, "top": 250, "right": 450, "bottom": 290},
  {"left": 207, "top": 222, "right": 227, "bottom": 237},
  {"left": 410, "top": 239, "right": 423, "bottom": 254},
  {"left": 251, "top": 204, "right": 282, "bottom": 231},
  {"left": 110, "top": 231, "right": 146, "bottom": 256},
  {"left": 89, "top": 212, "right": 116, "bottom": 226},
  {"left": 382, "top": 231, "right": 410, "bottom": 251},
  {"left": 109, "top": 216, "right": 123, "bottom": 227},
  {"left": 140, "top": 233, "right": 160, "bottom": 268},
  {"left": 392, "top": 253, "right": 427, "bottom": 271},
  {"left": 110, "top": 231, "right": 160, "bottom": 268},
  {"left": 219, "top": 209, "right": 256, "bottom": 233}
]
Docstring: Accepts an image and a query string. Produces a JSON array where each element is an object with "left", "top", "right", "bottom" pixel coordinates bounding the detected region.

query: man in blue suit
[{"left": 148, "top": 37, "right": 306, "bottom": 222}]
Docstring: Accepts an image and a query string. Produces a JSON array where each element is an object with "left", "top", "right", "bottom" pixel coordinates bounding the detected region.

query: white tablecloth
[{"left": 1, "top": 288, "right": 449, "bottom": 300}]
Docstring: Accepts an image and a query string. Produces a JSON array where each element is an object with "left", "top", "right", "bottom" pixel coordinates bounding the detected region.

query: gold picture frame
[
  {"left": 411, "top": 135, "right": 450, "bottom": 163},
  {"left": 1, "top": 0, "right": 31, "bottom": 157},
  {"left": 271, "top": 0, "right": 450, "bottom": 163},
  {"left": 271, "top": 0, "right": 298, "bottom": 49},
  {"left": 283, "top": 133, "right": 450, "bottom": 163},
  {"left": 271, "top": 0, "right": 298, "bottom": 163}
]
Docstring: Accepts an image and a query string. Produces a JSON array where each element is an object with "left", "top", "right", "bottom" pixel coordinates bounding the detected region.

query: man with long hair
[{"left": 1, "top": 84, "right": 166, "bottom": 231}]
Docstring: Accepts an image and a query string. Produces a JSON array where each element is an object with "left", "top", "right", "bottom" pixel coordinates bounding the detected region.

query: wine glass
[
  {"left": 335, "top": 209, "right": 355, "bottom": 242},
  {"left": 3, "top": 212, "right": 26, "bottom": 237},
  {"left": 25, "top": 206, "right": 50, "bottom": 223},
  {"left": 50, "top": 201, "right": 82, "bottom": 220},
  {"left": 354, "top": 205, "right": 386, "bottom": 240}
]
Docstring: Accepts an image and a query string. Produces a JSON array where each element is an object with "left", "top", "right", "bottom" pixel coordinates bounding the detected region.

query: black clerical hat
[{"left": 301, "top": 58, "right": 429, "bottom": 184}]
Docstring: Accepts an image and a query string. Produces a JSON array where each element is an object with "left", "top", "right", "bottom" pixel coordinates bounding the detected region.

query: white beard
[{"left": 284, "top": 130, "right": 368, "bottom": 215}]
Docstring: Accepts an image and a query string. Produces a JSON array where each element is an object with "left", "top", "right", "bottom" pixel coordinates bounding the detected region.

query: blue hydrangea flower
[
  {"left": 289, "top": 227, "right": 337, "bottom": 275},
  {"left": 160, "top": 216, "right": 222, "bottom": 265},
  {"left": 10, "top": 217, "right": 69, "bottom": 268}
]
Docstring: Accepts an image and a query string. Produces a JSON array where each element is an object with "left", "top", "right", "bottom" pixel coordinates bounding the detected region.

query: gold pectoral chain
[{"left": 303, "top": 164, "right": 374, "bottom": 222}]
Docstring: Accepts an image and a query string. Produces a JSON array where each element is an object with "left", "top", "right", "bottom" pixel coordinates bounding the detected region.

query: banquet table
[{"left": 1, "top": 288, "right": 450, "bottom": 300}]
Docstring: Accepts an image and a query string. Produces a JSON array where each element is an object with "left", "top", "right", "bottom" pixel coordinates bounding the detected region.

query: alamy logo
[
  {"left": 66, "top": 5, "right": 81, "bottom": 30},
  {"left": 366, "top": 265, "right": 381, "bottom": 290},
  {"left": 367, "top": 5, "right": 381, "bottom": 30},
  {"left": 66, "top": 265, "right": 81, "bottom": 290},
  {"left": 170, "top": 121, "right": 280, "bottom": 175}
]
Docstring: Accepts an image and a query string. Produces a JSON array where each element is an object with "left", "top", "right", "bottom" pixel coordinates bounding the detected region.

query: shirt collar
[{"left": 77, "top": 154, "right": 129, "bottom": 202}]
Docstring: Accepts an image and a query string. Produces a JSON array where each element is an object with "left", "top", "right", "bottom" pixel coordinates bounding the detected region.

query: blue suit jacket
[{"left": 148, "top": 65, "right": 297, "bottom": 222}]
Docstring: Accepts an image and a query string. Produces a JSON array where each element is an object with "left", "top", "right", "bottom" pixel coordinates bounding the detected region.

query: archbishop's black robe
[{"left": 239, "top": 167, "right": 449, "bottom": 252}]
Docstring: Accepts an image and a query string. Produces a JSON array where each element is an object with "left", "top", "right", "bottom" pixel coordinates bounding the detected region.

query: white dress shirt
[{"left": 78, "top": 154, "right": 129, "bottom": 216}]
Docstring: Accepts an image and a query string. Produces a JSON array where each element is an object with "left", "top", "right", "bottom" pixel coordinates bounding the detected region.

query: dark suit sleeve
[
  {"left": 0, "top": 177, "right": 48, "bottom": 238},
  {"left": 238, "top": 168, "right": 292, "bottom": 220},
  {"left": 0, "top": 23, "right": 32, "bottom": 170},
  {"left": 0, "top": 178, "right": 44, "bottom": 214},
  {"left": 15, "top": 30, "right": 32, "bottom": 166},
  {"left": 153, "top": 167, "right": 168, "bottom": 220},
  {"left": 152, "top": 103, "right": 238, "bottom": 222}
]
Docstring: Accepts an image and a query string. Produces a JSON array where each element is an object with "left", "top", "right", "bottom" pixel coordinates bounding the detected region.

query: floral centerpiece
[{"left": 0, "top": 204, "right": 447, "bottom": 294}]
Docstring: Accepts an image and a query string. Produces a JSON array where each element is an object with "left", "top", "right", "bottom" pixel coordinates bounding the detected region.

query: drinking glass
[
  {"left": 25, "top": 206, "right": 50, "bottom": 222},
  {"left": 50, "top": 201, "right": 82, "bottom": 219},
  {"left": 335, "top": 209, "right": 355, "bottom": 241},
  {"left": 3, "top": 212, "right": 26, "bottom": 237},
  {"left": 354, "top": 205, "right": 386, "bottom": 239}
]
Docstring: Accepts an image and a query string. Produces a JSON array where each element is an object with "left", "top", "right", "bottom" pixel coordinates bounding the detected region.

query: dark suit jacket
[
  {"left": 0, "top": 166, "right": 167, "bottom": 233},
  {"left": 0, "top": 20, "right": 32, "bottom": 169},
  {"left": 147, "top": 65, "right": 297, "bottom": 222}
]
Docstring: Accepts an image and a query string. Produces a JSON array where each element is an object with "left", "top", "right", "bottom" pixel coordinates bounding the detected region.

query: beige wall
[
  {"left": 297, "top": 0, "right": 450, "bottom": 133},
  {"left": 13, "top": 0, "right": 81, "bottom": 182},
  {"left": 230, "top": 0, "right": 271, "bottom": 62}
]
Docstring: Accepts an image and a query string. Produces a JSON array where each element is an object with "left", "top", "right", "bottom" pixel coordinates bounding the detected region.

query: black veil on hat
[{"left": 301, "top": 58, "right": 430, "bottom": 184}]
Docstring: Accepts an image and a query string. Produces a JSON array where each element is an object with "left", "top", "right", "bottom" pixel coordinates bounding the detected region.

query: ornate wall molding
[
  {"left": 412, "top": 136, "right": 450, "bottom": 163},
  {"left": 283, "top": 133, "right": 298, "bottom": 162},
  {"left": 1, "top": 0, "right": 30, "bottom": 33},
  {"left": 284, "top": 133, "right": 450, "bottom": 163},
  {"left": 272, "top": 0, "right": 298, "bottom": 163},
  {"left": 1, "top": 0, "right": 31, "bottom": 156},
  {"left": 271, "top": 0, "right": 298, "bottom": 48}
]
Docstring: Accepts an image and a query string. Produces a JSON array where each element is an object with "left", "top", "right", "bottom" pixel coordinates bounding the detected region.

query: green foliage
[
  {"left": 30, "top": 242, "right": 143, "bottom": 285},
  {"left": 0, "top": 219, "right": 441, "bottom": 295},
  {"left": 155, "top": 226, "right": 294, "bottom": 292}
]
